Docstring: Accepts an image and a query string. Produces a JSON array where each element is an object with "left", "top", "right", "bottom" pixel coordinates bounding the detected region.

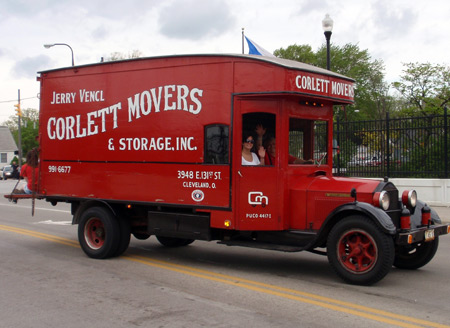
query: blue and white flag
[{"left": 245, "top": 36, "right": 275, "bottom": 57}]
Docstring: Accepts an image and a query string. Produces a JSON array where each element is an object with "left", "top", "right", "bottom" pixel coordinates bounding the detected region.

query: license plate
[{"left": 425, "top": 229, "right": 435, "bottom": 241}]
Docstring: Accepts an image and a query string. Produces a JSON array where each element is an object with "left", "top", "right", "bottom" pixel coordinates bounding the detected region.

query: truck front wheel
[
  {"left": 78, "top": 207, "right": 120, "bottom": 259},
  {"left": 394, "top": 237, "right": 439, "bottom": 270},
  {"left": 327, "top": 216, "right": 395, "bottom": 285}
]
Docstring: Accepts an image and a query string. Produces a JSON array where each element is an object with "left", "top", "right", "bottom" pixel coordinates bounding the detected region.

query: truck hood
[{"left": 306, "top": 175, "right": 383, "bottom": 198}]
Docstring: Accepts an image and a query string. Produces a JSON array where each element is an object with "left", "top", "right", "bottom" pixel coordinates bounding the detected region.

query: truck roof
[{"left": 38, "top": 53, "right": 354, "bottom": 82}]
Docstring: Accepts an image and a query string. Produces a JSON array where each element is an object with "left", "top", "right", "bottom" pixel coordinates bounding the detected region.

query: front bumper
[{"left": 396, "top": 223, "right": 450, "bottom": 245}]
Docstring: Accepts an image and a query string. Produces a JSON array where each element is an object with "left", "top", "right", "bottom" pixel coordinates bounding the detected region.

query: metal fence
[{"left": 333, "top": 108, "right": 449, "bottom": 179}]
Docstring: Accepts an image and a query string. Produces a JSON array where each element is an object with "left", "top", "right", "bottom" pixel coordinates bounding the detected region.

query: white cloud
[
  {"left": 1, "top": 0, "right": 450, "bottom": 123},
  {"left": 12, "top": 55, "right": 52, "bottom": 78},
  {"left": 158, "top": 0, "right": 236, "bottom": 40}
]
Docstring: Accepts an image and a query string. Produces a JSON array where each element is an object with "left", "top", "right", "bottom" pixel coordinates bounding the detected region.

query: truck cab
[
  {"left": 228, "top": 93, "right": 448, "bottom": 285},
  {"left": 233, "top": 98, "right": 331, "bottom": 232}
]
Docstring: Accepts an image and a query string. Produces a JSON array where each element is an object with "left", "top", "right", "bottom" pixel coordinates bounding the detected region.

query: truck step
[{"left": 218, "top": 240, "right": 305, "bottom": 252}]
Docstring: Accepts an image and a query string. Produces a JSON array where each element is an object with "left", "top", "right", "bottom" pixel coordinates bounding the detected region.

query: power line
[{"left": 0, "top": 95, "right": 39, "bottom": 104}]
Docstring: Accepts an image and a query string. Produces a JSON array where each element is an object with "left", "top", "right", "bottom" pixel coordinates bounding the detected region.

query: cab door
[{"left": 234, "top": 99, "right": 282, "bottom": 231}]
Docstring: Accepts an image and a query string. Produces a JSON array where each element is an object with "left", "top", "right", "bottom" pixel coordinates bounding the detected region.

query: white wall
[{"left": 1, "top": 151, "right": 17, "bottom": 166}]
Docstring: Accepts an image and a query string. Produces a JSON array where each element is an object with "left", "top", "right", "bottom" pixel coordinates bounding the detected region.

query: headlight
[
  {"left": 402, "top": 190, "right": 417, "bottom": 209},
  {"left": 373, "top": 191, "right": 390, "bottom": 210}
]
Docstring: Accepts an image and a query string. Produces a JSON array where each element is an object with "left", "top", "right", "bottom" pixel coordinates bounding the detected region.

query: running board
[{"left": 217, "top": 240, "right": 305, "bottom": 252}]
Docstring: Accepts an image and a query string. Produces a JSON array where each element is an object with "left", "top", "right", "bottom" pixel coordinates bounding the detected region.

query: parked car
[
  {"left": 348, "top": 155, "right": 382, "bottom": 167},
  {"left": 347, "top": 156, "right": 366, "bottom": 167},
  {"left": 1, "top": 165, "right": 13, "bottom": 180},
  {"left": 364, "top": 156, "right": 382, "bottom": 167}
]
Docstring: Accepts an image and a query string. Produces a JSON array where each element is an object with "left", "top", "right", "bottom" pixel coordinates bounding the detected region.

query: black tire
[
  {"left": 113, "top": 215, "right": 131, "bottom": 257},
  {"left": 394, "top": 237, "right": 439, "bottom": 270},
  {"left": 78, "top": 207, "right": 120, "bottom": 259},
  {"left": 156, "top": 236, "right": 195, "bottom": 247},
  {"left": 327, "top": 216, "right": 395, "bottom": 285}
]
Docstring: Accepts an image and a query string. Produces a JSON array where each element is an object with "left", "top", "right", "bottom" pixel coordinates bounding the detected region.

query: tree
[
  {"left": 392, "top": 62, "right": 450, "bottom": 116},
  {"left": 2, "top": 108, "right": 39, "bottom": 158},
  {"left": 391, "top": 63, "right": 450, "bottom": 175},
  {"left": 273, "top": 44, "right": 317, "bottom": 65},
  {"left": 105, "top": 50, "right": 143, "bottom": 61},
  {"left": 274, "top": 43, "right": 393, "bottom": 120}
]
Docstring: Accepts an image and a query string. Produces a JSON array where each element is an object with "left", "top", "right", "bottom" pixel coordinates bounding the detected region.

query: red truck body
[
  {"left": 12, "top": 54, "right": 449, "bottom": 285},
  {"left": 38, "top": 55, "right": 355, "bottom": 228}
]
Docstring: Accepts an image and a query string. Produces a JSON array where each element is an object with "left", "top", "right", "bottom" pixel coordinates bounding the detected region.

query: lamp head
[
  {"left": 43, "top": 44, "right": 55, "bottom": 49},
  {"left": 322, "top": 14, "right": 334, "bottom": 32}
]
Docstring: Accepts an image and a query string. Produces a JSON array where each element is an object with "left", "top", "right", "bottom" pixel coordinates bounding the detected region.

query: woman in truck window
[{"left": 241, "top": 134, "right": 265, "bottom": 165}]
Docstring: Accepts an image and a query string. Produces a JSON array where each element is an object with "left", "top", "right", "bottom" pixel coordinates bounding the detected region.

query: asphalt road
[{"left": 1, "top": 179, "right": 450, "bottom": 328}]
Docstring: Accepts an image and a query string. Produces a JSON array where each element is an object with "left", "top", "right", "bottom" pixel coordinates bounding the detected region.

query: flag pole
[{"left": 242, "top": 28, "right": 245, "bottom": 54}]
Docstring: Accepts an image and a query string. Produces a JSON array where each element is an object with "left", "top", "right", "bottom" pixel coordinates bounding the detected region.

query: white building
[{"left": 0, "top": 126, "right": 18, "bottom": 166}]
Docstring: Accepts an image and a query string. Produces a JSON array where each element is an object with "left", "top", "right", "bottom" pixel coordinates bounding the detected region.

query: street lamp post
[
  {"left": 322, "top": 14, "right": 334, "bottom": 70},
  {"left": 44, "top": 43, "right": 75, "bottom": 66}
]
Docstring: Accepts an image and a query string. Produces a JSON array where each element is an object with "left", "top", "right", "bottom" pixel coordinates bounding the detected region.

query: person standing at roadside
[{"left": 11, "top": 161, "right": 19, "bottom": 179}]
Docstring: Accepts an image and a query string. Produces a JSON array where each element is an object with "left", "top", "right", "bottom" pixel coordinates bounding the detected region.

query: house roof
[{"left": 0, "top": 126, "right": 18, "bottom": 151}]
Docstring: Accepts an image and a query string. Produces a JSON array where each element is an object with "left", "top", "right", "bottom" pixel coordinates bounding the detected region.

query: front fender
[
  {"left": 322, "top": 201, "right": 396, "bottom": 235},
  {"left": 410, "top": 199, "right": 442, "bottom": 225}
]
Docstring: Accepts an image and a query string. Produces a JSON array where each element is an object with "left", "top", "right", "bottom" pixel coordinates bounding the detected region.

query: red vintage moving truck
[{"left": 10, "top": 54, "right": 450, "bottom": 285}]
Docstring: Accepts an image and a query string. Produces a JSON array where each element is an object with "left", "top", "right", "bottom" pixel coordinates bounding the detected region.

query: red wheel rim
[
  {"left": 84, "top": 217, "right": 105, "bottom": 250},
  {"left": 337, "top": 229, "right": 378, "bottom": 274}
]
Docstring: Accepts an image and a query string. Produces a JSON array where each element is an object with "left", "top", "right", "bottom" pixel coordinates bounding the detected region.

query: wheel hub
[
  {"left": 84, "top": 217, "right": 105, "bottom": 250},
  {"left": 338, "top": 230, "right": 378, "bottom": 274}
]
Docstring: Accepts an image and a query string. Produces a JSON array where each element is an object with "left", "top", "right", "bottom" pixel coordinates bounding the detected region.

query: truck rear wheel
[
  {"left": 394, "top": 237, "right": 439, "bottom": 270},
  {"left": 327, "top": 216, "right": 394, "bottom": 285},
  {"left": 114, "top": 215, "right": 131, "bottom": 257},
  {"left": 78, "top": 207, "right": 120, "bottom": 259},
  {"left": 156, "top": 236, "right": 195, "bottom": 247}
]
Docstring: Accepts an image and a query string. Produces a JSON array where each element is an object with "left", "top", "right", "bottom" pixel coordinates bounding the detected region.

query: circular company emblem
[{"left": 192, "top": 189, "right": 204, "bottom": 202}]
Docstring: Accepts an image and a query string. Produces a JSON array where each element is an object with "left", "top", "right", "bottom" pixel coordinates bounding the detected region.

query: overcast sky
[{"left": 1, "top": 0, "right": 449, "bottom": 123}]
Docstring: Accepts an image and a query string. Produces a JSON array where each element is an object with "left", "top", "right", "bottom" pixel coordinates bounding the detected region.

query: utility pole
[{"left": 16, "top": 89, "right": 23, "bottom": 166}]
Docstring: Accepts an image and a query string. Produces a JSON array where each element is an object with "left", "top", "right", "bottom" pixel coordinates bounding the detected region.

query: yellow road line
[
  {"left": 126, "top": 254, "right": 449, "bottom": 328},
  {"left": 0, "top": 224, "right": 79, "bottom": 247},
  {"left": 1, "top": 224, "right": 448, "bottom": 328}
]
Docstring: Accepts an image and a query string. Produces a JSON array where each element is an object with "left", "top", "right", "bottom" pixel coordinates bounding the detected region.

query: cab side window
[
  {"left": 204, "top": 124, "right": 229, "bottom": 164},
  {"left": 289, "top": 118, "right": 311, "bottom": 163},
  {"left": 314, "top": 120, "right": 328, "bottom": 164},
  {"left": 289, "top": 118, "right": 328, "bottom": 165}
]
